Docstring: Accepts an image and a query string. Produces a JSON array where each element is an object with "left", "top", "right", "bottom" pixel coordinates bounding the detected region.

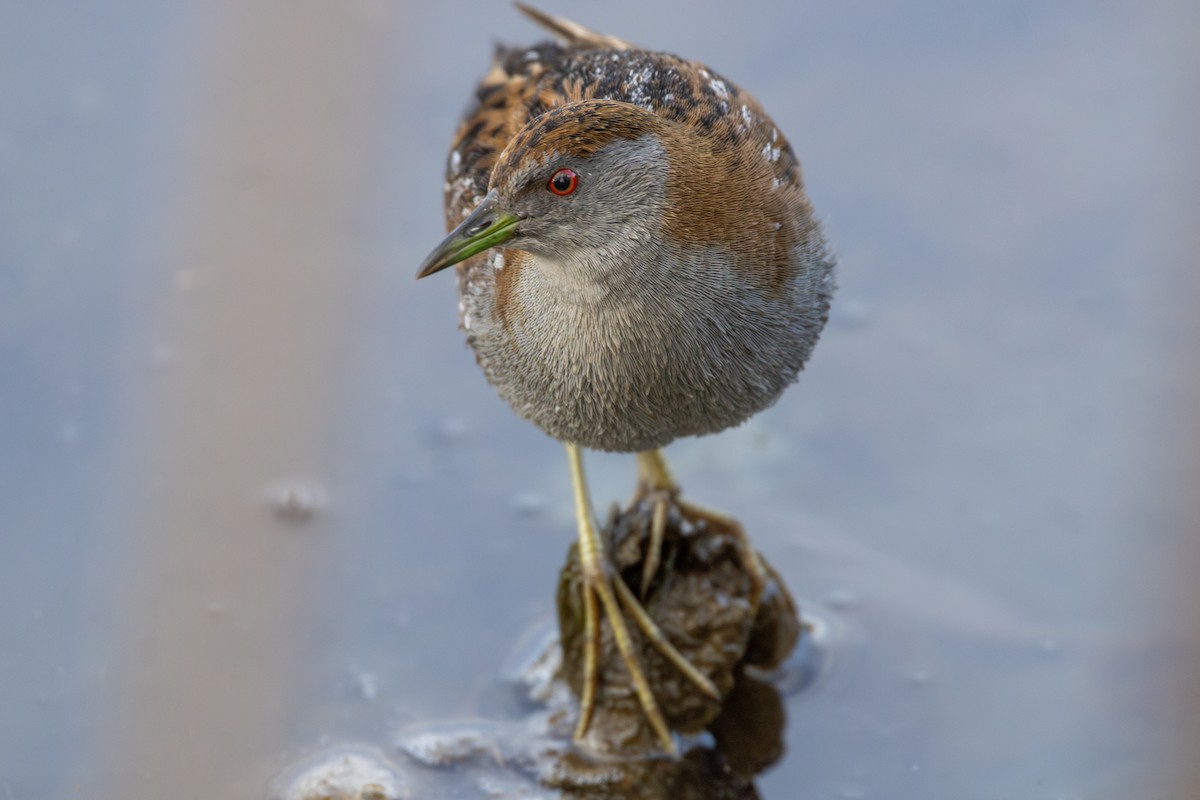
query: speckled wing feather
[{"left": 442, "top": 5, "right": 805, "bottom": 303}]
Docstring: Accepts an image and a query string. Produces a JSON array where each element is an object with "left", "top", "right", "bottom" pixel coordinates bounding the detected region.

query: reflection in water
[
  {"left": 381, "top": 621, "right": 822, "bottom": 800},
  {"left": 544, "top": 671, "right": 790, "bottom": 800}
]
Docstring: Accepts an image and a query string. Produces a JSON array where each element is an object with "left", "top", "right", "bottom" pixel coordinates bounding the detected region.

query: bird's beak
[{"left": 416, "top": 191, "right": 520, "bottom": 278}]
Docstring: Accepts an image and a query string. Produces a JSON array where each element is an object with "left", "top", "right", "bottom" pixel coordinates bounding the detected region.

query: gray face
[{"left": 493, "top": 135, "right": 670, "bottom": 272}]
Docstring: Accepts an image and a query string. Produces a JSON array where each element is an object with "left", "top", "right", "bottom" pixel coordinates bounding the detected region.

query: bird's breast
[{"left": 461, "top": 246, "right": 825, "bottom": 452}]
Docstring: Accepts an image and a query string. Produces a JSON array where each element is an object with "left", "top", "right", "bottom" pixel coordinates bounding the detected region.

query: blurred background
[{"left": 1, "top": 0, "right": 1197, "bottom": 798}]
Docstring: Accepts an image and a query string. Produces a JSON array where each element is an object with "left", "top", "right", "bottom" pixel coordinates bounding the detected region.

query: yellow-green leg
[
  {"left": 634, "top": 450, "right": 676, "bottom": 598},
  {"left": 566, "top": 443, "right": 722, "bottom": 754},
  {"left": 635, "top": 449, "right": 769, "bottom": 608}
]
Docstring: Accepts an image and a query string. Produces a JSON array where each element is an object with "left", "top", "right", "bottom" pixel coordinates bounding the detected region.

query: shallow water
[{"left": 1, "top": 1, "right": 1197, "bottom": 798}]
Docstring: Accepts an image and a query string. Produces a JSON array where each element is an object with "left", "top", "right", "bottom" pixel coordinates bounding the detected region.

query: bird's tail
[{"left": 514, "top": 3, "right": 632, "bottom": 50}]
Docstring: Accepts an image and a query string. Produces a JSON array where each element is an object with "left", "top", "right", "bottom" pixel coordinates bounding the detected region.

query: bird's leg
[
  {"left": 565, "top": 443, "right": 675, "bottom": 754},
  {"left": 634, "top": 450, "right": 677, "bottom": 598},
  {"left": 635, "top": 449, "right": 769, "bottom": 608}
]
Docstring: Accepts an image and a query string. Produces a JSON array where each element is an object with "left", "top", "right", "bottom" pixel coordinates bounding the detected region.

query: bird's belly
[{"left": 464, "top": 286, "right": 812, "bottom": 453}]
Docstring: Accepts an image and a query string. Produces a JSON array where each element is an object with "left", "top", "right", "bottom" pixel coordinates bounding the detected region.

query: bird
[{"left": 416, "top": 4, "right": 834, "bottom": 754}]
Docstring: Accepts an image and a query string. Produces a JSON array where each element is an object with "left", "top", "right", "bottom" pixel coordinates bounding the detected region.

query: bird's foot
[
  {"left": 572, "top": 547, "right": 722, "bottom": 755},
  {"left": 566, "top": 443, "right": 721, "bottom": 755}
]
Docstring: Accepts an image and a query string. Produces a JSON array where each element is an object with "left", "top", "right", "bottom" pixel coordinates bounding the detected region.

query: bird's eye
[{"left": 548, "top": 168, "right": 579, "bottom": 196}]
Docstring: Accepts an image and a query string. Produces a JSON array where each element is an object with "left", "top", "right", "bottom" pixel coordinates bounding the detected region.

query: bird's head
[{"left": 416, "top": 100, "right": 675, "bottom": 279}]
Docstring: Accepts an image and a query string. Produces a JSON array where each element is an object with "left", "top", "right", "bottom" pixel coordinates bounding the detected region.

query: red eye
[{"left": 548, "top": 168, "right": 579, "bottom": 196}]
